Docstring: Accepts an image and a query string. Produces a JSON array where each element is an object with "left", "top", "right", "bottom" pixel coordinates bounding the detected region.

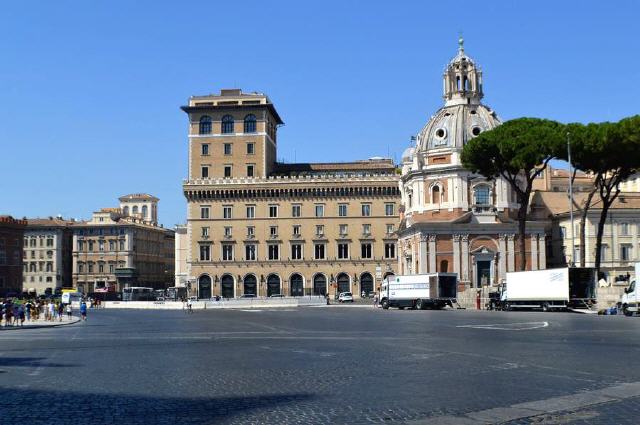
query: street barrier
[{"left": 102, "top": 296, "right": 326, "bottom": 310}]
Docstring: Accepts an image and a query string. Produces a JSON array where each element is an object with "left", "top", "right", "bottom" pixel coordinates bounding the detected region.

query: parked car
[{"left": 338, "top": 292, "right": 354, "bottom": 303}]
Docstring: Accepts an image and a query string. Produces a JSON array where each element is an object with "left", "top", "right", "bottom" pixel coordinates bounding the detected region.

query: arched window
[
  {"left": 199, "top": 116, "right": 212, "bottom": 135},
  {"left": 244, "top": 114, "right": 256, "bottom": 133},
  {"left": 474, "top": 185, "right": 490, "bottom": 205},
  {"left": 431, "top": 184, "right": 442, "bottom": 204},
  {"left": 123, "top": 206, "right": 129, "bottom": 216},
  {"left": 141, "top": 205, "right": 148, "bottom": 218},
  {"left": 132, "top": 206, "right": 139, "bottom": 215},
  {"left": 440, "top": 260, "right": 449, "bottom": 273},
  {"left": 221, "top": 115, "right": 234, "bottom": 134}
]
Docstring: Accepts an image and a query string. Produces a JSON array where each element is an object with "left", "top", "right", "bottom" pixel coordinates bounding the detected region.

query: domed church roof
[{"left": 415, "top": 38, "right": 502, "bottom": 153}]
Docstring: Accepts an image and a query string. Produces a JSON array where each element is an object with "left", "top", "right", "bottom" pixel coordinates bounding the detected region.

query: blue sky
[{"left": 1, "top": 0, "right": 638, "bottom": 227}]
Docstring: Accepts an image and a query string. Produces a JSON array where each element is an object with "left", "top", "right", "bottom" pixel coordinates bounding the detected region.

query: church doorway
[{"left": 476, "top": 261, "right": 491, "bottom": 288}]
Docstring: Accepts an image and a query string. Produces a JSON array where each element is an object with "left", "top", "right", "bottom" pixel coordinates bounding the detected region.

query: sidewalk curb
[{"left": 0, "top": 316, "right": 81, "bottom": 331}]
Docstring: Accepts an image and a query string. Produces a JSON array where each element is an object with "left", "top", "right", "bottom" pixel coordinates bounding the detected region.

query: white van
[{"left": 619, "top": 262, "right": 640, "bottom": 316}]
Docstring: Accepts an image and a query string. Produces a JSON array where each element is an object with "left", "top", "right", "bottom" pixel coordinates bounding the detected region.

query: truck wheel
[
  {"left": 623, "top": 304, "right": 633, "bottom": 317},
  {"left": 505, "top": 302, "right": 511, "bottom": 311},
  {"left": 542, "top": 303, "right": 550, "bottom": 312},
  {"left": 416, "top": 299, "right": 423, "bottom": 310},
  {"left": 381, "top": 299, "right": 389, "bottom": 310}
]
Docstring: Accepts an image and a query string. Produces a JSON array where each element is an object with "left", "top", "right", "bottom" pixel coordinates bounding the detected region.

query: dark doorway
[
  {"left": 290, "top": 274, "right": 303, "bottom": 297},
  {"left": 313, "top": 274, "right": 326, "bottom": 295},
  {"left": 337, "top": 273, "right": 350, "bottom": 293},
  {"left": 440, "top": 260, "right": 449, "bottom": 273},
  {"left": 360, "top": 273, "right": 373, "bottom": 297},
  {"left": 243, "top": 274, "right": 257, "bottom": 296},
  {"left": 476, "top": 261, "right": 491, "bottom": 287},
  {"left": 221, "top": 275, "right": 234, "bottom": 298},
  {"left": 198, "top": 275, "right": 211, "bottom": 299},
  {"left": 267, "top": 274, "right": 280, "bottom": 297}
]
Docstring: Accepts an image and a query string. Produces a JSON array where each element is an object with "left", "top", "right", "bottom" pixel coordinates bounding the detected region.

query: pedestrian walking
[
  {"left": 48, "top": 301, "right": 55, "bottom": 321},
  {"left": 361, "top": 290, "right": 366, "bottom": 299},
  {"left": 66, "top": 303, "right": 72, "bottom": 320},
  {"left": 80, "top": 301, "right": 87, "bottom": 321},
  {"left": 57, "top": 303, "right": 64, "bottom": 322},
  {"left": 18, "top": 304, "right": 25, "bottom": 326},
  {"left": 373, "top": 293, "right": 379, "bottom": 308},
  {"left": 186, "top": 298, "right": 193, "bottom": 314},
  {"left": 24, "top": 301, "right": 31, "bottom": 322}
]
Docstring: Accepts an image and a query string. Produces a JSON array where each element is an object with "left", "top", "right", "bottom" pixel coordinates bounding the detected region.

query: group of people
[{"left": 1, "top": 299, "right": 87, "bottom": 327}]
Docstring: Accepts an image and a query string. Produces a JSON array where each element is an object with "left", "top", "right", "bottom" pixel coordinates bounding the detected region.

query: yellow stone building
[{"left": 181, "top": 89, "right": 400, "bottom": 299}]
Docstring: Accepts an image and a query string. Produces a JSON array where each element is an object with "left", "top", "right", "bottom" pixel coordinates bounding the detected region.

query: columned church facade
[{"left": 397, "top": 39, "right": 547, "bottom": 291}]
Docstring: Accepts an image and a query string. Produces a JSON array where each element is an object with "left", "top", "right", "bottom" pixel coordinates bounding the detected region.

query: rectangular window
[
  {"left": 600, "top": 244, "right": 608, "bottom": 262},
  {"left": 119, "top": 240, "right": 125, "bottom": 251},
  {"left": 78, "top": 263, "right": 84, "bottom": 273},
  {"left": 46, "top": 238, "right": 54, "bottom": 247},
  {"left": 245, "top": 244, "right": 256, "bottom": 261},
  {"left": 386, "top": 224, "right": 394, "bottom": 234},
  {"left": 268, "top": 244, "right": 279, "bottom": 260},
  {"left": 293, "top": 225, "right": 301, "bottom": 236},
  {"left": 247, "top": 143, "right": 255, "bottom": 154},
  {"left": 109, "top": 264, "right": 114, "bottom": 273},
  {"left": 315, "top": 204, "right": 324, "bottom": 217},
  {"left": 361, "top": 204, "right": 371, "bottom": 217},
  {"left": 315, "top": 244, "right": 325, "bottom": 260},
  {"left": 201, "top": 227, "right": 209, "bottom": 237},
  {"left": 339, "top": 224, "right": 348, "bottom": 236},
  {"left": 620, "top": 223, "right": 629, "bottom": 236},
  {"left": 201, "top": 166, "right": 209, "bottom": 178},
  {"left": 291, "top": 243, "right": 302, "bottom": 260},
  {"left": 88, "top": 262, "right": 94, "bottom": 273},
  {"left": 385, "top": 203, "right": 395, "bottom": 216},
  {"left": 269, "top": 205, "right": 278, "bottom": 218},
  {"left": 224, "top": 226, "right": 232, "bottom": 237},
  {"left": 99, "top": 240, "right": 104, "bottom": 251},
  {"left": 201, "top": 143, "right": 209, "bottom": 155},
  {"left": 98, "top": 263, "right": 104, "bottom": 273},
  {"left": 223, "top": 206, "right": 232, "bottom": 219},
  {"left": 559, "top": 226, "right": 566, "bottom": 239},
  {"left": 224, "top": 165, "right": 232, "bottom": 177},
  {"left": 109, "top": 240, "right": 115, "bottom": 250},
  {"left": 338, "top": 204, "right": 347, "bottom": 217},
  {"left": 223, "top": 143, "right": 232, "bottom": 155},
  {"left": 621, "top": 245, "right": 632, "bottom": 261},
  {"left": 200, "top": 206, "right": 210, "bottom": 219},
  {"left": 222, "top": 244, "right": 233, "bottom": 261},
  {"left": 247, "top": 165, "right": 254, "bottom": 177},
  {"left": 337, "top": 243, "right": 349, "bottom": 259},
  {"left": 270, "top": 226, "right": 278, "bottom": 236},
  {"left": 77, "top": 240, "right": 84, "bottom": 251},
  {"left": 292, "top": 204, "right": 301, "bottom": 217},
  {"left": 385, "top": 243, "right": 396, "bottom": 259},
  {"left": 199, "top": 245, "right": 210, "bottom": 261},
  {"left": 361, "top": 243, "right": 372, "bottom": 259},
  {"left": 362, "top": 224, "right": 371, "bottom": 235},
  {"left": 316, "top": 225, "right": 324, "bottom": 236},
  {"left": 247, "top": 226, "right": 255, "bottom": 237},
  {"left": 246, "top": 205, "right": 255, "bottom": 219},
  {"left": 88, "top": 241, "right": 94, "bottom": 251}
]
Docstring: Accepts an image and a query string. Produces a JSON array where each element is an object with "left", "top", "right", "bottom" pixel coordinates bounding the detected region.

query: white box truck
[
  {"left": 619, "top": 262, "right": 640, "bottom": 316},
  {"left": 380, "top": 273, "right": 458, "bottom": 310},
  {"left": 501, "top": 267, "right": 596, "bottom": 311}
]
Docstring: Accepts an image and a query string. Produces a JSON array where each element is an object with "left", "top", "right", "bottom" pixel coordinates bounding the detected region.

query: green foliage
[{"left": 461, "top": 118, "right": 564, "bottom": 187}]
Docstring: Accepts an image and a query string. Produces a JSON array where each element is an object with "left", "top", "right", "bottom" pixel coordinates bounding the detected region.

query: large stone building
[
  {"left": 181, "top": 89, "right": 400, "bottom": 299},
  {"left": 72, "top": 195, "right": 175, "bottom": 294},
  {"left": 0, "top": 215, "right": 27, "bottom": 297},
  {"left": 397, "top": 39, "right": 547, "bottom": 292},
  {"left": 22, "top": 217, "right": 74, "bottom": 295}
]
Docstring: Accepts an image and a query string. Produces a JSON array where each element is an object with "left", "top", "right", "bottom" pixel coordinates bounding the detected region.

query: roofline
[{"left": 180, "top": 103, "right": 284, "bottom": 125}]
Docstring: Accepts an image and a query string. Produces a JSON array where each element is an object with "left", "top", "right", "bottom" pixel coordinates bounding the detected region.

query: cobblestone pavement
[{"left": 0, "top": 308, "right": 638, "bottom": 424}]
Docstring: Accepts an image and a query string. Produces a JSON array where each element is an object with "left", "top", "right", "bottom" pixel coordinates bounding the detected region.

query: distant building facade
[
  {"left": 182, "top": 89, "right": 400, "bottom": 299},
  {"left": 22, "top": 217, "right": 74, "bottom": 295},
  {"left": 72, "top": 195, "right": 175, "bottom": 294},
  {"left": 0, "top": 215, "right": 27, "bottom": 296},
  {"left": 397, "top": 39, "right": 547, "bottom": 292}
]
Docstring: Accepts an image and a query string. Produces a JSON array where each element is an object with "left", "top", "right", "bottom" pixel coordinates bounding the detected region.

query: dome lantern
[{"left": 443, "top": 37, "right": 483, "bottom": 107}]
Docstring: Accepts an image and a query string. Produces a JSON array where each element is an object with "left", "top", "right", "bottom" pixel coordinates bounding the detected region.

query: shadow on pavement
[
  {"left": 0, "top": 387, "right": 314, "bottom": 424},
  {"left": 0, "top": 357, "right": 74, "bottom": 368}
]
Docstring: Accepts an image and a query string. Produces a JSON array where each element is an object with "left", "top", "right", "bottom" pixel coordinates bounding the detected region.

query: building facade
[
  {"left": 0, "top": 215, "right": 27, "bottom": 297},
  {"left": 397, "top": 39, "right": 547, "bottom": 292},
  {"left": 72, "top": 196, "right": 175, "bottom": 294},
  {"left": 22, "top": 217, "right": 74, "bottom": 295},
  {"left": 182, "top": 89, "right": 400, "bottom": 299},
  {"left": 174, "top": 224, "right": 189, "bottom": 288}
]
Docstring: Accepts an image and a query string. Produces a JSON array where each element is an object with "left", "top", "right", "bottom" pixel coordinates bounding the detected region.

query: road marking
[
  {"left": 456, "top": 321, "right": 549, "bottom": 330},
  {"left": 239, "top": 309, "right": 263, "bottom": 312}
]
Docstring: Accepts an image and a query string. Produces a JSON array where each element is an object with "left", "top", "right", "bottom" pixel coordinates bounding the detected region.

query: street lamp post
[{"left": 567, "top": 131, "right": 576, "bottom": 267}]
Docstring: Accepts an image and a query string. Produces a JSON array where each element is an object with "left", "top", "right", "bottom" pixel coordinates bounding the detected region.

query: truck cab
[{"left": 620, "top": 280, "right": 638, "bottom": 316}]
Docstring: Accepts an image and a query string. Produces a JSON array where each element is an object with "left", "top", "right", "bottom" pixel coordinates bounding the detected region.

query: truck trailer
[
  {"left": 380, "top": 273, "right": 458, "bottom": 310},
  {"left": 619, "top": 262, "right": 640, "bottom": 316},
  {"left": 500, "top": 267, "right": 596, "bottom": 311}
]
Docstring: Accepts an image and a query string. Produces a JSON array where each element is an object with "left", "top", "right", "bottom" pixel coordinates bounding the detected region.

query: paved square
[{"left": 0, "top": 307, "right": 638, "bottom": 424}]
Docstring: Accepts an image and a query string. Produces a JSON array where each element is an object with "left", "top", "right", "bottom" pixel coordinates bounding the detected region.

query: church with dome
[{"left": 397, "top": 39, "right": 548, "bottom": 292}]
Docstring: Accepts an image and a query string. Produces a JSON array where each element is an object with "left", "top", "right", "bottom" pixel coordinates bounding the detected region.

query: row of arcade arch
[{"left": 197, "top": 272, "right": 390, "bottom": 299}]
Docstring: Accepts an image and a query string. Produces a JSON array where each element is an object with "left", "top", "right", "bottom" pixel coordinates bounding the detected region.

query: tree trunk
[
  {"left": 593, "top": 203, "right": 610, "bottom": 275},
  {"left": 517, "top": 197, "right": 529, "bottom": 271},
  {"left": 579, "top": 188, "right": 597, "bottom": 267}
]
